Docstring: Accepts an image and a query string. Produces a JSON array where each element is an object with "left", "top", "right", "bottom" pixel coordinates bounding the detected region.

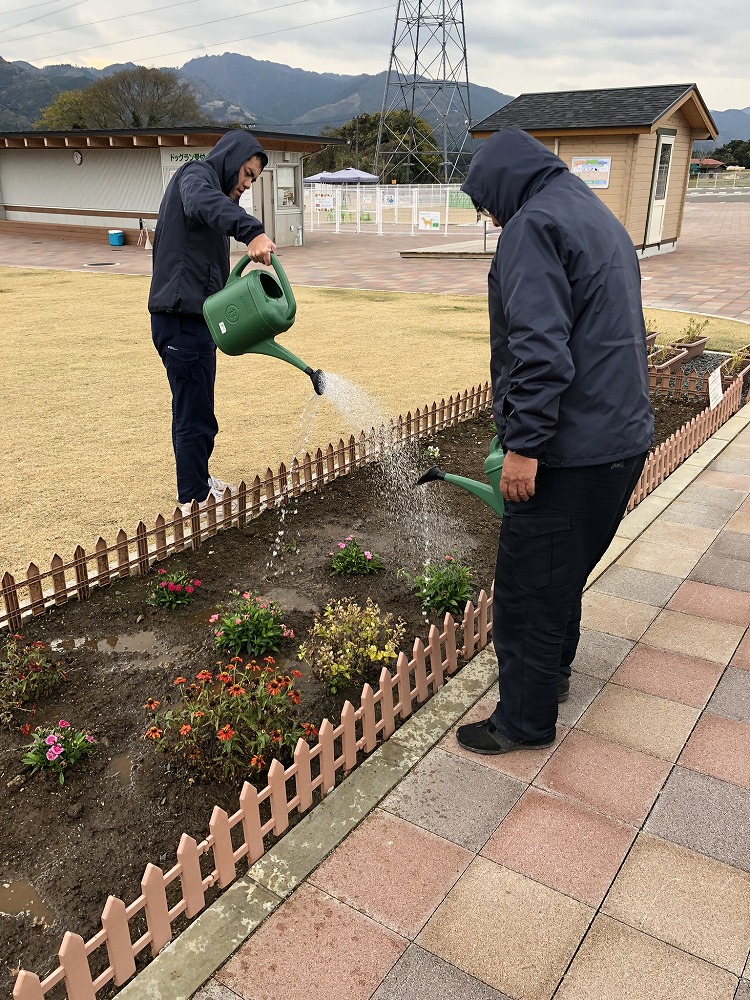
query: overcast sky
[{"left": 0, "top": 0, "right": 747, "bottom": 112}]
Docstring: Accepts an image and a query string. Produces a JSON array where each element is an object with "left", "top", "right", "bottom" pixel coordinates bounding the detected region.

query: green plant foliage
[
  {"left": 679, "top": 317, "right": 710, "bottom": 343},
  {"left": 143, "top": 659, "right": 316, "bottom": 782},
  {"left": 147, "top": 568, "right": 202, "bottom": 609},
  {"left": 298, "top": 598, "right": 405, "bottom": 695},
  {"left": 1, "top": 634, "right": 67, "bottom": 726},
  {"left": 210, "top": 591, "right": 294, "bottom": 658},
  {"left": 21, "top": 721, "right": 96, "bottom": 785},
  {"left": 401, "top": 554, "right": 475, "bottom": 618},
  {"left": 328, "top": 536, "right": 385, "bottom": 576}
]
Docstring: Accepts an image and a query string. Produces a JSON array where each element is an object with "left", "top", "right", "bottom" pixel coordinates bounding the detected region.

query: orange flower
[
  {"left": 250, "top": 755, "right": 266, "bottom": 769},
  {"left": 291, "top": 669, "right": 303, "bottom": 679},
  {"left": 143, "top": 726, "right": 163, "bottom": 741},
  {"left": 265, "top": 680, "right": 282, "bottom": 696},
  {"left": 287, "top": 690, "right": 301, "bottom": 705},
  {"left": 196, "top": 670, "right": 212, "bottom": 682},
  {"left": 216, "top": 672, "right": 232, "bottom": 684},
  {"left": 217, "top": 724, "right": 235, "bottom": 742},
  {"left": 228, "top": 684, "right": 246, "bottom": 697},
  {"left": 193, "top": 711, "right": 205, "bottom": 718},
  {"left": 263, "top": 656, "right": 275, "bottom": 665},
  {"left": 180, "top": 724, "right": 192, "bottom": 736},
  {"left": 174, "top": 676, "right": 187, "bottom": 685},
  {"left": 270, "top": 729, "right": 282, "bottom": 744},
  {"left": 230, "top": 656, "right": 243, "bottom": 664},
  {"left": 302, "top": 723, "right": 318, "bottom": 739},
  {"left": 143, "top": 698, "right": 161, "bottom": 710}
]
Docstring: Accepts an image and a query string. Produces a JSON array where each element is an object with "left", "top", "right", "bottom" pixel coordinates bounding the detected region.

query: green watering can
[
  {"left": 417, "top": 435, "right": 505, "bottom": 516},
  {"left": 202, "top": 252, "right": 325, "bottom": 394}
]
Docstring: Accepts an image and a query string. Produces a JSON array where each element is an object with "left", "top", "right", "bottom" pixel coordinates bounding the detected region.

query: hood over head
[
  {"left": 461, "top": 127, "right": 568, "bottom": 227},
  {"left": 205, "top": 131, "right": 268, "bottom": 195}
]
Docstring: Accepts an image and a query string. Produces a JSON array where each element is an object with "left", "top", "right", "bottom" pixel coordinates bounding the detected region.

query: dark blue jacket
[
  {"left": 148, "top": 131, "right": 267, "bottom": 316},
  {"left": 462, "top": 128, "right": 654, "bottom": 466}
]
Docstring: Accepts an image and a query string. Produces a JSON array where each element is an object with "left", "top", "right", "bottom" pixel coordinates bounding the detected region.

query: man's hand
[
  {"left": 247, "top": 233, "right": 276, "bottom": 266},
  {"left": 500, "top": 451, "right": 538, "bottom": 502}
]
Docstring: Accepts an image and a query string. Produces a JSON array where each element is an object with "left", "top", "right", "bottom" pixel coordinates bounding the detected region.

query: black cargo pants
[{"left": 490, "top": 452, "right": 648, "bottom": 745}]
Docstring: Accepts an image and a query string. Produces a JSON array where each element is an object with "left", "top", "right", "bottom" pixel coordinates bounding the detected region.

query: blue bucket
[{"left": 108, "top": 230, "right": 124, "bottom": 247}]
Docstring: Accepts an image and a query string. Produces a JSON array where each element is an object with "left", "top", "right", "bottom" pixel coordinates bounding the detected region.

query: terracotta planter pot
[
  {"left": 645, "top": 331, "right": 658, "bottom": 350},
  {"left": 648, "top": 346, "right": 690, "bottom": 374},
  {"left": 720, "top": 352, "right": 750, "bottom": 391},
  {"left": 669, "top": 336, "right": 709, "bottom": 362}
]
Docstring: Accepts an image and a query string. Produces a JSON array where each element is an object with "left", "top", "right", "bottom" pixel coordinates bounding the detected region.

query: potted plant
[
  {"left": 645, "top": 317, "right": 658, "bottom": 350},
  {"left": 647, "top": 344, "right": 690, "bottom": 374},
  {"left": 669, "top": 317, "right": 710, "bottom": 362},
  {"left": 720, "top": 345, "right": 750, "bottom": 390}
]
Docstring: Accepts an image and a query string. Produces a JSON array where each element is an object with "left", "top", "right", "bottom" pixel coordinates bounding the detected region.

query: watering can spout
[
  {"left": 305, "top": 367, "right": 326, "bottom": 395},
  {"left": 415, "top": 436, "right": 505, "bottom": 517}
]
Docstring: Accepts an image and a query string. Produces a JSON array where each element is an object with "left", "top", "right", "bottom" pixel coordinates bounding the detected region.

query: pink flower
[
  {"left": 46, "top": 749, "right": 58, "bottom": 761},
  {"left": 243, "top": 592, "right": 251, "bottom": 599},
  {"left": 209, "top": 614, "right": 219, "bottom": 623},
  {"left": 58, "top": 720, "right": 70, "bottom": 728},
  {"left": 45, "top": 734, "right": 57, "bottom": 746},
  {"left": 364, "top": 551, "right": 372, "bottom": 560},
  {"left": 193, "top": 580, "right": 202, "bottom": 587},
  {"left": 157, "top": 568, "right": 167, "bottom": 575},
  {"left": 185, "top": 585, "right": 194, "bottom": 594},
  {"left": 235, "top": 618, "right": 242, "bottom": 625},
  {"left": 52, "top": 744, "right": 63, "bottom": 754},
  {"left": 345, "top": 535, "right": 354, "bottom": 541},
  {"left": 338, "top": 542, "right": 346, "bottom": 549},
  {"left": 174, "top": 585, "right": 183, "bottom": 593},
  {"left": 167, "top": 582, "right": 176, "bottom": 592},
  {"left": 444, "top": 554, "right": 455, "bottom": 562},
  {"left": 84, "top": 734, "right": 95, "bottom": 743},
  {"left": 159, "top": 581, "right": 168, "bottom": 588}
]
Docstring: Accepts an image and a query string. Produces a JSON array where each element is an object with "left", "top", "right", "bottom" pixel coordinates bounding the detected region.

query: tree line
[{"left": 694, "top": 138, "right": 750, "bottom": 169}]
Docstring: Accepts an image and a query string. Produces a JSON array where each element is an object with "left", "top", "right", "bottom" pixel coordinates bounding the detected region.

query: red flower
[
  {"left": 174, "top": 676, "right": 187, "bottom": 685},
  {"left": 192, "top": 579, "right": 202, "bottom": 587},
  {"left": 20, "top": 723, "right": 32, "bottom": 737},
  {"left": 180, "top": 724, "right": 192, "bottom": 736},
  {"left": 291, "top": 669, "right": 303, "bottom": 679},
  {"left": 196, "top": 670, "right": 212, "bottom": 682},
  {"left": 217, "top": 724, "right": 235, "bottom": 742},
  {"left": 216, "top": 672, "right": 232, "bottom": 684},
  {"left": 228, "top": 685, "right": 246, "bottom": 697},
  {"left": 263, "top": 656, "right": 275, "bottom": 665}
]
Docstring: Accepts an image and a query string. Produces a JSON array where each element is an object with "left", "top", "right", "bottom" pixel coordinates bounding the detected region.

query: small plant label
[{"left": 708, "top": 368, "right": 724, "bottom": 410}]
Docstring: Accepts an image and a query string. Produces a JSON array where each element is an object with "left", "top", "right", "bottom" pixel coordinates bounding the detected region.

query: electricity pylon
[{"left": 374, "top": 0, "right": 473, "bottom": 183}]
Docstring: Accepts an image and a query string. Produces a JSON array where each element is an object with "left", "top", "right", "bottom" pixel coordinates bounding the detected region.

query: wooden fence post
[
  {"left": 1, "top": 571, "right": 22, "bottom": 630},
  {"left": 141, "top": 864, "right": 171, "bottom": 957},
  {"left": 12, "top": 970, "right": 45, "bottom": 1000},
  {"left": 209, "top": 807, "right": 236, "bottom": 888},
  {"left": 176, "top": 834, "right": 205, "bottom": 918},
  {"left": 239, "top": 782, "right": 265, "bottom": 866},
  {"left": 101, "top": 895, "right": 136, "bottom": 985},
  {"left": 58, "top": 932, "right": 96, "bottom": 1000}
]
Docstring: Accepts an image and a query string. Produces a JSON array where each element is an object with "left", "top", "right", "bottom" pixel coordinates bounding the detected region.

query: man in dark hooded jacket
[
  {"left": 149, "top": 130, "right": 276, "bottom": 508},
  {"left": 457, "top": 127, "right": 654, "bottom": 755}
]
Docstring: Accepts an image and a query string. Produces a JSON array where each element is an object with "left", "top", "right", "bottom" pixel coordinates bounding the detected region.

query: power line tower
[{"left": 374, "top": 0, "right": 472, "bottom": 183}]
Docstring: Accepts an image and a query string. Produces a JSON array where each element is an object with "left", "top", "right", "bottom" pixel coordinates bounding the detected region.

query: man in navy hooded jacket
[
  {"left": 457, "top": 127, "right": 653, "bottom": 755},
  {"left": 149, "top": 130, "right": 276, "bottom": 508}
]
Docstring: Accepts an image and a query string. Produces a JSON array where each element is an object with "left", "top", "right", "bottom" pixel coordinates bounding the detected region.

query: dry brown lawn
[{"left": 2, "top": 265, "right": 747, "bottom": 578}]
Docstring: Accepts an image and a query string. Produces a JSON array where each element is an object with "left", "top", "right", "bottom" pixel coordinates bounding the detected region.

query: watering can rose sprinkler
[
  {"left": 417, "top": 435, "right": 506, "bottom": 516},
  {"left": 202, "top": 252, "right": 326, "bottom": 394}
]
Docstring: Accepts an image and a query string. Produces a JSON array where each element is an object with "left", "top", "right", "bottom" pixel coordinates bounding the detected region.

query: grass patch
[{"left": 644, "top": 309, "right": 748, "bottom": 352}]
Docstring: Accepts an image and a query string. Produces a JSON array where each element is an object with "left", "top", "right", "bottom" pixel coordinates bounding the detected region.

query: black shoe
[
  {"left": 558, "top": 676, "right": 570, "bottom": 703},
  {"left": 456, "top": 718, "right": 555, "bottom": 755}
]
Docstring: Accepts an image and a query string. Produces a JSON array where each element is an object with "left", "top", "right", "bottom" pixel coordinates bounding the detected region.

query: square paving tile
[
  {"left": 570, "top": 629, "right": 635, "bottom": 681},
  {"left": 589, "top": 565, "right": 682, "bottom": 607},
  {"left": 440, "top": 693, "right": 567, "bottom": 783},
  {"left": 615, "top": 539, "right": 703, "bottom": 578},
  {"left": 602, "top": 833, "right": 750, "bottom": 973},
  {"left": 696, "top": 469, "right": 750, "bottom": 492},
  {"left": 577, "top": 683, "right": 700, "bottom": 761},
  {"left": 667, "top": 580, "right": 750, "bottom": 626},
  {"left": 416, "top": 857, "right": 593, "bottom": 1000},
  {"left": 611, "top": 645, "right": 724, "bottom": 708},
  {"left": 308, "top": 809, "right": 472, "bottom": 938},
  {"left": 711, "top": 456, "right": 750, "bottom": 476},
  {"left": 640, "top": 609, "right": 745, "bottom": 665},
  {"left": 737, "top": 981, "right": 750, "bottom": 1000},
  {"left": 557, "top": 671, "right": 606, "bottom": 727},
  {"left": 660, "top": 499, "right": 732, "bottom": 530},
  {"left": 708, "top": 667, "right": 750, "bottom": 724},
  {"left": 371, "top": 945, "right": 512, "bottom": 1000},
  {"left": 216, "top": 883, "right": 407, "bottom": 1000},
  {"left": 678, "top": 713, "right": 750, "bottom": 790},
  {"left": 731, "top": 632, "right": 750, "bottom": 671},
  {"left": 639, "top": 519, "right": 719, "bottom": 553},
  {"left": 581, "top": 592, "right": 659, "bottom": 641},
  {"left": 678, "top": 483, "right": 746, "bottom": 513},
  {"left": 691, "top": 551, "right": 750, "bottom": 593},
  {"left": 381, "top": 748, "right": 524, "bottom": 852},
  {"left": 554, "top": 914, "right": 738, "bottom": 1000},
  {"left": 645, "top": 767, "right": 750, "bottom": 873},
  {"left": 534, "top": 730, "right": 671, "bottom": 825},
  {"left": 707, "top": 529, "right": 750, "bottom": 563},
  {"left": 481, "top": 787, "right": 636, "bottom": 906},
  {"left": 727, "top": 509, "right": 750, "bottom": 535}
]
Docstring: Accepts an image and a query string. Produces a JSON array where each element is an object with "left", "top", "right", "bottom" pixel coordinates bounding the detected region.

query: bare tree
[{"left": 36, "top": 67, "right": 206, "bottom": 130}]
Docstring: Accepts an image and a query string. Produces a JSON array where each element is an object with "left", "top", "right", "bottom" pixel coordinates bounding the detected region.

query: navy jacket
[
  {"left": 148, "top": 131, "right": 267, "bottom": 316},
  {"left": 462, "top": 128, "right": 654, "bottom": 467}
]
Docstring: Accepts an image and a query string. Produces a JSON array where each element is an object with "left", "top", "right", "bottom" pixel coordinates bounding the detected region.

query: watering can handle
[{"left": 225, "top": 253, "right": 296, "bottom": 323}]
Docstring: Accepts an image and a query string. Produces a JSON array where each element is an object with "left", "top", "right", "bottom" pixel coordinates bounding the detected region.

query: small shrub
[
  {"left": 147, "top": 568, "right": 202, "bottom": 609},
  {"left": 210, "top": 591, "right": 294, "bottom": 657},
  {"left": 424, "top": 444, "right": 440, "bottom": 461},
  {"left": 679, "top": 317, "right": 710, "bottom": 343},
  {"left": 21, "top": 720, "right": 97, "bottom": 785},
  {"left": 0, "top": 633, "right": 67, "bottom": 726},
  {"left": 298, "top": 598, "right": 405, "bottom": 694},
  {"left": 144, "top": 658, "right": 315, "bottom": 781},
  {"left": 644, "top": 316, "right": 658, "bottom": 334},
  {"left": 724, "top": 347, "right": 750, "bottom": 375},
  {"left": 328, "top": 535, "right": 385, "bottom": 576},
  {"left": 402, "top": 554, "right": 474, "bottom": 618}
]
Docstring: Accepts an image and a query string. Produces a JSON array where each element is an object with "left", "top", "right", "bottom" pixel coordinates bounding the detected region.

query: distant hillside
[{"left": 698, "top": 107, "right": 750, "bottom": 149}]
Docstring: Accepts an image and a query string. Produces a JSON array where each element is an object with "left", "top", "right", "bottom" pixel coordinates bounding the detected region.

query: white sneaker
[{"left": 208, "top": 475, "right": 237, "bottom": 495}]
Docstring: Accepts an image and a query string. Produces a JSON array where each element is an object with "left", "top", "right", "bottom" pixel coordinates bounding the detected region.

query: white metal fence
[
  {"left": 687, "top": 171, "right": 750, "bottom": 189},
  {"left": 303, "top": 183, "right": 489, "bottom": 237}
]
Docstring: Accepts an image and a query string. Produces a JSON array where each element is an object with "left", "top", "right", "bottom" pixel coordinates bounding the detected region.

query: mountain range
[{"left": 0, "top": 53, "right": 748, "bottom": 150}]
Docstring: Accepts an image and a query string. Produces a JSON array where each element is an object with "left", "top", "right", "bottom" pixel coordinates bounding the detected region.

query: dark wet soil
[{"left": 0, "top": 392, "right": 707, "bottom": 994}]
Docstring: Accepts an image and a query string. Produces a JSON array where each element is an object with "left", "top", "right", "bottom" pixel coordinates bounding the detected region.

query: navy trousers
[
  {"left": 491, "top": 453, "right": 647, "bottom": 745},
  {"left": 151, "top": 313, "right": 218, "bottom": 504}
]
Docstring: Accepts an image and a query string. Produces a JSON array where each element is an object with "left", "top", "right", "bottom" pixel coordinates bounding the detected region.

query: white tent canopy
[{"left": 303, "top": 167, "right": 380, "bottom": 184}]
